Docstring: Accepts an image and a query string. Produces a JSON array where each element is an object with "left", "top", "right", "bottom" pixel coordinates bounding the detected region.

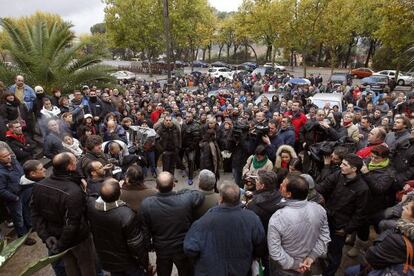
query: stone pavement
[{"left": 1, "top": 169, "right": 369, "bottom": 275}]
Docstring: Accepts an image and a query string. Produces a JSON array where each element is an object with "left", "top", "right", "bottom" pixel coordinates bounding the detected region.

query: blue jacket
[
  {"left": 184, "top": 205, "right": 266, "bottom": 276},
  {"left": 265, "top": 126, "right": 296, "bottom": 162},
  {"left": 0, "top": 158, "right": 24, "bottom": 202},
  {"left": 8, "top": 84, "right": 36, "bottom": 111}
]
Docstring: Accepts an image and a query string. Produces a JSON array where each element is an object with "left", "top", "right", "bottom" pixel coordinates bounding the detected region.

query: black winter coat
[
  {"left": 366, "top": 229, "right": 414, "bottom": 269},
  {"left": 43, "top": 132, "right": 66, "bottom": 159},
  {"left": 31, "top": 170, "right": 90, "bottom": 251},
  {"left": 246, "top": 189, "right": 283, "bottom": 232},
  {"left": 362, "top": 165, "right": 396, "bottom": 213},
  {"left": 140, "top": 190, "right": 204, "bottom": 256},
  {"left": 181, "top": 121, "right": 201, "bottom": 150},
  {"left": 316, "top": 171, "right": 369, "bottom": 233},
  {"left": 87, "top": 198, "right": 147, "bottom": 272},
  {"left": 157, "top": 124, "right": 180, "bottom": 152},
  {"left": 6, "top": 135, "right": 37, "bottom": 163},
  {"left": 391, "top": 138, "right": 414, "bottom": 189}
]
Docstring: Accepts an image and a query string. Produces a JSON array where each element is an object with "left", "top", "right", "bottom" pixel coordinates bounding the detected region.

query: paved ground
[{"left": 1, "top": 167, "right": 370, "bottom": 275}]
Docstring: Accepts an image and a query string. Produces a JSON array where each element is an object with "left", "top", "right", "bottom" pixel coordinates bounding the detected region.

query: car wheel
[
  {"left": 276, "top": 68, "right": 281, "bottom": 72},
  {"left": 353, "top": 74, "right": 358, "bottom": 79},
  {"left": 219, "top": 76, "right": 224, "bottom": 82},
  {"left": 398, "top": 79, "right": 405, "bottom": 86}
]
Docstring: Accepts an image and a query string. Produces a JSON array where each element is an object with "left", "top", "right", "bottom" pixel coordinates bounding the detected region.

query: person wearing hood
[
  {"left": 87, "top": 178, "right": 149, "bottom": 275},
  {"left": 62, "top": 133, "right": 83, "bottom": 158},
  {"left": 345, "top": 200, "right": 414, "bottom": 275},
  {"left": 274, "top": 145, "right": 297, "bottom": 171},
  {"left": 20, "top": 160, "right": 46, "bottom": 239},
  {"left": 268, "top": 175, "right": 330, "bottom": 275},
  {"left": 39, "top": 97, "right": 61, "bottom": 136},
  {"left": 33, "top": 85, "right": 50, "bottom": 118}
]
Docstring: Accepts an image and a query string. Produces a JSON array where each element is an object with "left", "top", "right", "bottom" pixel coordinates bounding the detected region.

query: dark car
[
  {"left": 190, "top": 71, "right": 203, "bottom": 79},
  {"left": 211, "top": 61, "right": 230, "bottom": 68},
  {"left": 329, "top": 72, "right": 352, "bottom": 86},
  {"left": 233, "top": 64, "right": 253, "bottom": 73},
  {"left": 192, "top": 60, "right": 209, "bottom": 68},
  {"left": 241, "top": 62, "right": 258, "bottom": 70},
  {"left": 361, "top": 75, "right": 389, "bottom": 94}
]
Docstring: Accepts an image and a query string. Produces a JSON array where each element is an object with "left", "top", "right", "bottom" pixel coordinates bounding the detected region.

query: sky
[{"left": 0, "top": 0, "right": 243, "bottom": 34}]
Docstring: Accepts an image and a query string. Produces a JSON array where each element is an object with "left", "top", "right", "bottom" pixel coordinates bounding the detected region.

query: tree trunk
[
  {"left": 226, "top": 44, "right": 231, "bottom": 63},
  {"left": 290, "top": 49, "right": 294, "bottom": 70},
  {"left": 202, "top": 48, "right": 206, "bottom": 61},
  {"left": 266, "top": 44, "right": 272, "bottom": 62},
  {"left": 303, "top": 51, "right": 307, "bottom": 78},
  {"left": 317, "top": 43, "right": 323, "bottom": 66},
  {"left": 244, "top": 44, "right": 248, "bottom": 60},
  {"left": 247, "top": 44, "right": 258, "bottom": 63},
  {"left": 344, "top": 39, "right": 354, "bottom": 69},
  {"left": 218, "top": 44, "right": 224, "bottom": 59},
  {"left": 365, "top": 38, "right": 375, "bottom": 68}
]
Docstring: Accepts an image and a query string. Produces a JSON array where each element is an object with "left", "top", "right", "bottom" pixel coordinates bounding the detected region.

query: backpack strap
[{"left": 402, "top": 235, "right": 414, "bottom": 273}]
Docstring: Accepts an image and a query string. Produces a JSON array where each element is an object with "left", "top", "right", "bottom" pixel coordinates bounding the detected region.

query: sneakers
[
  {"left": 24, "top": 237, "right": 37, "bottom": 246},
  {"left": 188, "top": 179, "right": 193, "bottom": 185}
]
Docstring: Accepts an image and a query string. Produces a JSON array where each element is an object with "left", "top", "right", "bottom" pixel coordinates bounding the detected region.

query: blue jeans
[
  {"left": 111, "top": 266, "right": 145, "bottom": 276},
  {"left": 6, "top": 197, "right": 28, "bottom": 237},
  {"left": 323, "top": 226, "right": 346, "bottom": 276},
  {"left": 143, "top": 151, "right": 156, "bottom": 175}
]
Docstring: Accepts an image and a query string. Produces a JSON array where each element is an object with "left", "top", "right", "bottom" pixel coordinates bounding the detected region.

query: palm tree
[{"left": 0, "top": 15, "right": 114, "bottom": 93}]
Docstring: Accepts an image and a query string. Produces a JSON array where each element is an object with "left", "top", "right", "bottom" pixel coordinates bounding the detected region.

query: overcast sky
[{"left": 0, "top": 0, "right": 243, "bottom": 34}]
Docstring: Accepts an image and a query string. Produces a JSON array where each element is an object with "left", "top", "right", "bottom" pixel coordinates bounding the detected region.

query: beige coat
[{"left": 242, "top": 155, "right": 274, "bottom": 177}]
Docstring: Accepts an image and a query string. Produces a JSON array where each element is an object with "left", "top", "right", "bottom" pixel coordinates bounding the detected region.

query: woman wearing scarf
[
  {"left": 345, "top": 200, "right": 414, "bottom": 275},
  {"left": 347, "top": 144, "right": 397, "bottom": 258},
  {"left": 242, "top": 145, "right": 274, "bottom": 181}
]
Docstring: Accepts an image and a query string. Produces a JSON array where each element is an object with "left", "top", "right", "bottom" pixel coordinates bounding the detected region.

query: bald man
[
  {"left": 8, "top": 75, "right": 36, "bottom": 111},
  {"left": 184, "top": 183, "right": 266, "bottom": 275},
  {"left": 31, "top": 152, "right": 96, "bottom": 276},
  {"left": 87, "top": 178, "right": 148, "bottom": 275},
  {"left": 140, "top": 171, "right": 204, "bottom": 276}
]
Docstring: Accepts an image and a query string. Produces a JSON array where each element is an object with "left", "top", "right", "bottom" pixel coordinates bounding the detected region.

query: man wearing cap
[
  {"left": 8, "top": 75, "right": 36, "bottom": 112},
  {"left": 33, "top": 86, "right": 50, "bottom": 118}
]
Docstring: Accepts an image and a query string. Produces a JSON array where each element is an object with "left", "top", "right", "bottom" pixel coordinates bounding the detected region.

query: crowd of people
[{"left": 1, "top": 70, "right": 414, "bottom": 276}]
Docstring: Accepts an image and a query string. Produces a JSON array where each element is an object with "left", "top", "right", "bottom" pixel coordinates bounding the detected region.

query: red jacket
[
  {"left": 150, "top": 110, "right": 163, "bottom": 123},
  {"left": 284, "top": 111, "right": 307, "bottom": 141}
]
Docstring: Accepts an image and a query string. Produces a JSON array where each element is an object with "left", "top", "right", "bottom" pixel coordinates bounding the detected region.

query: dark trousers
[
  {"left": 232, "top": 168, "right": 243, "bottom": 188},
  {"left": 62, "top": 236, "right": 96, "bottom": 276},
  {"left": 162, "top": 151, "right": 176, "bottom": 175},
  {"left": 184, "top": 149, "right": 196, "bottom": 179},
  {"left": 6, "top": 197, "right": 28, "bottom": 237},
  {"left": 323, "top": 226, "right": 346, "bottom": 276},
  {"left": 111, "top": 266, "right": 145, "bottom": 276},
  {"left": 20, "top": 186, "right": 33, "bottom": 228},
  {"left": 156, "top": 252, "right": 192, "bottom": 276},
  {"left": 356, "top": 210, "right": 384, "bottom": 241},
  {"left": 144, "top": 151, "right": 157, "bottom": 175}
]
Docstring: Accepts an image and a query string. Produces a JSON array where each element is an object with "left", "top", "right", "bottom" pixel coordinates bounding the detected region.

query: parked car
[
  {"left": 329, "top": 72, "right": 352, "bottom": 86},
  {"left": 252, "top": 66, "right": 274, "bottom": 77},
  {"left": 192, "top": 60, "right": 209, "bottom": 68},
  {"left": 264, "top": 62, "right": 286, "bottom": 72},
  {"left": 233, "top": 64, "right": 253, "bottom": 73},
  {"left": 110, "top": 71, "right": 136, "bottom": 81},
  {"left": 207, "top": 67, "right": 235, "bottom": 80},
  {"left": 241, "top": 62, "right": 258, "bottom": 71},
  {"left": 309, "top": 93, "right": 343, "bottom": 111},
  {"left": 361, "top": 75, "right": 389, "bottom": 93},
  {"left": 211, "top": 61, "right": 230, "bottom": 68},
  {"left": 190, "top": 71, "right": 203, "bottom": 79},
  {"left": 375, "top": 70, "right": 414, "bottom": 86},
  {"left": 351, "top": 67, "right": 374, "bottom": 79}
]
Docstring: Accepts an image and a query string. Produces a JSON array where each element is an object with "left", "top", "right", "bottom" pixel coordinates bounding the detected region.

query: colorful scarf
[
  {"left": 252, "top": 155, "right": 268, "bottom": 169},
  {"left": 368, "top": 159, "right": 389, "bottom": 171}
]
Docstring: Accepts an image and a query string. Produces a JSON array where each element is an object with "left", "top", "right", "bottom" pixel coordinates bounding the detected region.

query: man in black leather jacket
[
  {"left": 31, "top": 152, "right": 96, "bottom": 276},
  {"left": 87, "top": 178, "right": 148, "bottom": 275},
  {"left": 140, "top": 171, "right": 204, "bottom": 276},
  {"left": 181, "top": 112, "right": 201, "bottom": 185}
]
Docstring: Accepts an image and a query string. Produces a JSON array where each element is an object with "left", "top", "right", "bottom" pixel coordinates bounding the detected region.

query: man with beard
[
  {"left": 157, "top": 115, "right": 180, "bottom": 175},
  {"left": 100, "top": 92, "right": 117, "bottom": 118},
  {"left": 385, "top": 116, "right": 412, "bottom": 153},
  {"left": 181, "top": 112, "right": 201, "bottom": 185},
  {"left": 86, "top": 161, "right": 107, "bottom": 197},
  {"left": 88, "top": 89, "right": 103, "bottom": 123},
  {"left": 78, "top": 135, "right": 112, "bottom": 179}
]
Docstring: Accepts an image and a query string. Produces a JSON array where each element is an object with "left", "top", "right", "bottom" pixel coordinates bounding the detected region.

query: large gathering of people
[{"left": 1, "top": 71, "right": 414, "bottom": 276}]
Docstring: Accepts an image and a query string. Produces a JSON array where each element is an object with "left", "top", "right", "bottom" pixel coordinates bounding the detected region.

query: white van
[{"left": 309, "top": 93, "right": 343, "bottom": 111}]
